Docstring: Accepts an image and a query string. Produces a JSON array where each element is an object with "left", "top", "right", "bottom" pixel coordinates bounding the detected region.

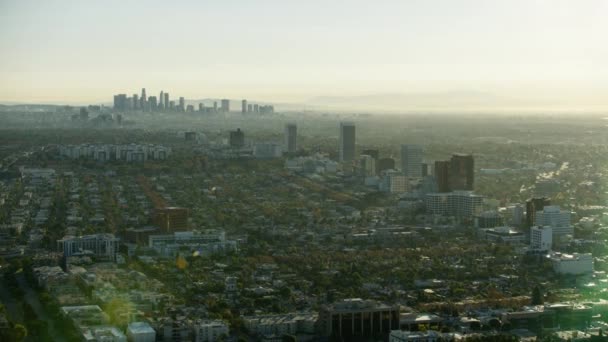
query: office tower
[
  {"left": 449, "top": 153, "right": 474, "bottom": 190},
  {"left": 179, "top": 97, "right": 185, "bottom": 112},
  {"left": 198, "top": 103, "right": 204, "bottom": 112},
  {"left": 113, "top": 94, "right": 128, "bottom": 111},
  {"left": 241, "top": 99, "right": 247, "bottom": 113},
  {"left": 259, "top": 105, "right": 274, "bottom": 114},
  {"left": 221, "top": 99, "right": 230, "bottom": 112},
  {"left": 79, "top": 107, "right": 89, "bottom": 120},
  {"left": 169, "top": 101, "right": 175, "bottom": 110},
  {"left": 141, "top": 88, "right": 146, "bottom": 108},
  {"left": 360, "top": 155, "right": 376, "bottom": 176},
  {"left": 229, "top": 128, "right": 245, "bottom": 148},
  {"left": 284, "top": 123, "right": 297, "bottom": 153},
  {"left": 377, "top": 157, "right": 395, "bottom": 174},
  {"left": 530, "top": 226, "right": 553, "bottom": 251},
  {"left": 535, "top": 205, "right": 571, "bottom": 230},
  {"left": 247, "top": 104, "right": 252, "bottom": 112},
  {"left": 434, "top": 160, "right": 450, "bottom": 192},
  {"left": 421, "top": 163, "right": 429, "bottom": 177},
  {"left": 362, "top": 149, "right": 379, "bottom": 160},
  {"left": 133, "top": 94, "right": 139, "bottom": 110},
  {"left": 253, "top": 104, "right": 259, "bottom": 113},
  {"left": 213, "top": 101, "right": 218, "bottom": 112},
  {"left": 400, "top": 144, "right": 423, "bottom": 178},
  {"left": 148, "top": 96, "right": 157, "bottom": 111},
  {"left": 153, "top": 207, "right": 189, "bottom": 232},
  {"left": 159, "top": 91, "right": 164, "bottom": 108},
  {"left": 164, "top": 93, "right": 169, "bottom": 110},
  {"left": 339, "top": 122, "right": 356, "bottom": 162},
  {"left": 425, "top": 191, "right": 483, "bottom": 218},
  {"left": 526, "top": 197, "right": 551, "bottom": 228}
]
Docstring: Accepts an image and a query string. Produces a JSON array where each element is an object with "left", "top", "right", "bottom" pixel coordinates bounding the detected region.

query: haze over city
[
  {"left": 2, "top": 1, "right": 608, "bottom": 342},
  {"left": 1, "top": 0, "right": 607, "bottom": 112}
]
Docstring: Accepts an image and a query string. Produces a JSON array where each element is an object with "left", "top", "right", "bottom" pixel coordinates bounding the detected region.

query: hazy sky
[{"left": 0, "top": 0, "right": 607, "bottom": 110}]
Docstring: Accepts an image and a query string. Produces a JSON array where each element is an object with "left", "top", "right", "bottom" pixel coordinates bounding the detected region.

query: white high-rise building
[
  {"left": 535, "top": 205, "right": 573, "bottom": 239},
  {"left": 449, "top": 191, "right": 483, "bottom": 218},
  {"left": 400, "top": 144, "right": 423, "bottom": 178},
  {"left": 339, "top": 122, "right": 356, "bottom": 162},
  {"left": 426, "top": 191, "right": 483, "bottom": 218},
  {"left": 530, "top": 225, "right": 552, "bottom": 251},
  {"left": 426, "top": 193, "right": 451, "bottom": 216}
]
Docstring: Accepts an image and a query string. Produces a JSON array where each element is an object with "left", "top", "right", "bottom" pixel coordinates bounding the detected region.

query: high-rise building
[
  {"left": 179, "top": 97, "right": 185, "bottom": 112},
  {"left": 377, "top": 157, "right": 395, "bottom": 174},
  {"left": 362, "top": 149, "right": 379, "bottom": 160},
  {"left": 164, "top": 93, "right": 169, "bottom": 110},
  {"left": 253, "top": 104, "right": 259, "bottom": 113},
  {"left": 159, "top": 91, "right": 164, "bottom": 108},
  {"left": 247, "top": 104, "right": 252, "bottom": 112},
  {"left": 449, "top": 153, "right": 474, "bottom": 191},
  {"left": 434, "top": 154, "right": 474, "bottom": 192},
  {"left": 434, "top": 160, "right": 450, "bottom": 192},
  {"left": 241, "top": 99, "right": 247, "bottom": 113},
  {"left": 382, "top": 170, "right": 408, "bottom": 193},
  {"left": 339, "top": 122, "right": 356, "bottom": 162},
  {"left": 198, "top": 103, "right": 204, "bottom": 112},
  {"left": 221, "top": 99, "right": 230, "bottom": 112},
  {"left": 360, "top": 154, "right": 376, "bottom": 176},
  {"left": 284, "top": 123, "right": 297, "bottom": 153},
  {"left": 140, "top": 88, "right": 146, "bottom": 108},
  {"left": 213, "top": 101, "right": 218, "bottom": 112},
  {"left": 526, "top": 197, "right": 550, "bottom": 228},
  {"left": 229, "top": 128, "right": 245, "bottom": 148},
  {"left": 153, "top": 207, "right": 189, "bottom": 232},
  {"left": 530, "top": 226, "right": 552, "bottom": 251},
  {"left": 133, "top": 94, "right": 139, "bottom": 110},
  {"left": 113, "top": 94, "right": 128, "bottom": 111},
  {"left": 400, "top": 144, "right": 423, "bottom": 178},
  {"left": 535, "top": 205, "right": 573, "bottom": 239},
  {"left": 421, "top": 163, "right": 429, "bottom": 177},
  {"left": 148, "top": 96, "right": 157, "bottom": 110},
  {"left": 426, "top": 191, "right": 483, "bottom": 218}
]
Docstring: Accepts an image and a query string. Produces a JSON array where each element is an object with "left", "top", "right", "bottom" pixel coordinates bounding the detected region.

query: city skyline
[{"left": 1, "top": 0, "right": 607, "bottom": 111}]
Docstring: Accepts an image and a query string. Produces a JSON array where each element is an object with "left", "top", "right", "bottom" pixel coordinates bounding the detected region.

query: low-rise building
[
  {"left": 57, "top": 234, "right": 119, "bottom": 261},
  {"left": 126, "top": 322, "right": 156, "bottom": 342},
  {"left": 194, "top": 320, "right": 229, "bottom": 342},
  {"left": 243, "top": 313, "right": 317, "bottom": 337},
  {"left": 318, "top": 298, "right": 400, "bottom": 340},
  {"left": 148, "top": 230, "right": 237, "bottom": 258},
  {"left": 550, "top": 252, "right": 593, "bottom": 275}
]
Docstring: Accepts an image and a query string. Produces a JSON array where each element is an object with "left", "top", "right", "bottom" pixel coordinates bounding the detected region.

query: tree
[
  {"left": 11, "top": 323, "right": 28, "bottom": 341},
  {"left": 531, "top": 285, "right": 544, "bottom": 305}
]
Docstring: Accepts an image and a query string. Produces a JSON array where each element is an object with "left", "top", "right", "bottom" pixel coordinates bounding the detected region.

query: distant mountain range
[{"left": 305, "top": 91, "right": 513, "bottom": 112}]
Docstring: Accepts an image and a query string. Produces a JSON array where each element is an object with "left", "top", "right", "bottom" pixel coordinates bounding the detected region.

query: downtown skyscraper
[{"left": 339, "top": 122, "right": 356, "bottom": 162}]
